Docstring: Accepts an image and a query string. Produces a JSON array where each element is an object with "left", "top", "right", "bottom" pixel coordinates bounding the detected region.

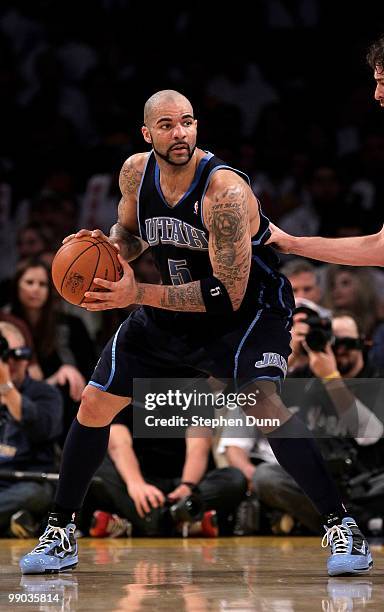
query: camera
[
  {"left": 0, "top": 332, "right": 9, "bottom": 360},
  {"left": 154, "top": 492, "right": 204, "bottom": 536},
  {"left": 0, "top": 331, "right": 32, "bottom": 362},
  {"left": 168, "top": 492, "right": 204, "bottom": 523},
  {"left": 294, "top": 298, "right": 333, "bottom": 352}
]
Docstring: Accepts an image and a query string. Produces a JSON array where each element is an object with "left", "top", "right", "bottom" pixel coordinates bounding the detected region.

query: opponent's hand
[
  {"left": 62, "top": 228, "right": 119, "bottom": 251},
  {"left": 49, "top": 364, "right": 86, "bottom": 401},
  {"left": 266, "top": 223, "right": 293, "bottom": 253},
  {"left": 82, "top": 255, "right": 138, "bottom": 310},
  {"left": 303, "top": 340, "right": 338, "bottom": 379},
  {"left": 127, "top": 481, "right": 165, "bottom": 518}
]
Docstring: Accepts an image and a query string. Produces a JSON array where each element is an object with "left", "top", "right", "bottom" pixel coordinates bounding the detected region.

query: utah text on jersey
[{"left": 145, "top": 217, "right": 208, "bottom": 250}]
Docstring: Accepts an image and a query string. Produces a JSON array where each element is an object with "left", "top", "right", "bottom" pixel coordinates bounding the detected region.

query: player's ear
[{"left": 142, "top": 125, "right": 152, "bottom": 144}]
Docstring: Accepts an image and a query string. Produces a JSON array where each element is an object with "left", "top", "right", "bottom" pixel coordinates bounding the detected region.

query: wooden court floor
[{"left": 1, "top": 537, "right": 383, "bottom": 611}]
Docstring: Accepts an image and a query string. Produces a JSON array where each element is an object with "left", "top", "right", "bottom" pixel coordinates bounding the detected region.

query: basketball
[{"left": 51, "top": 236, "right": 123, "bottom": 305}]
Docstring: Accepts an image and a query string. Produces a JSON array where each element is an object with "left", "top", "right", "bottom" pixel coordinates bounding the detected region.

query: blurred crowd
[{"left": 1, "top": 1, "right": 384, "bottom": 540}]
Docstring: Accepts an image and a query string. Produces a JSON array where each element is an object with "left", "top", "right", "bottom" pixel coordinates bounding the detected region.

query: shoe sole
[
  {"left": 20, "top": 555, "right": 78, "bottom": 575},
  {"left": 328, "top": 559, "right": 373, "bottom": 577},
  {"left": 21, "top": 562, "right": 78, "bottom": 575},
  {"left": 42, "top": 562, "right": 78, "bottom": 574}
]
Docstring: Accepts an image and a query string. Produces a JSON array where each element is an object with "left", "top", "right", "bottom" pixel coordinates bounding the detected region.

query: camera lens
[
  {"left": 301, "top": 315, "right": 333, "bottom": 352},
  {"left": 169, "top": 494, "right": 204, "bottom": 523},
  {"left": 306, "top": 328, "right": 330, "bottom": 352}
]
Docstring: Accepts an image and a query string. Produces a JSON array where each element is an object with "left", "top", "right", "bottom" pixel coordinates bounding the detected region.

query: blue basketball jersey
[{"left": 137, "top": 150, "right": 294, "bottom": 335}]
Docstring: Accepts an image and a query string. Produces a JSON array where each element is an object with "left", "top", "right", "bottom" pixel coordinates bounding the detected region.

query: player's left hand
[
  {"left": 82, "top": 255, "right": 138, "bottom": 310},
  {"left": 303, "top": 340, "right": 338, "bottom": 379},
  {"left": 167, "top": 483, "right": 193, "bottom": 502}
]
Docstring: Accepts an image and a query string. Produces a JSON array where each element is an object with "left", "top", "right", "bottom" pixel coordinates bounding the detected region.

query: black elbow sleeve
[{"left": 200, "top": 276, "right": 234, "bottom": 314}]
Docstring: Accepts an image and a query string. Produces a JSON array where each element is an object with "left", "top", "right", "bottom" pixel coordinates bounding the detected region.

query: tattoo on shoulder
[
  {"left": 209, "top": 185, "right": 248, "bottom": 251},
  {"left": 119, "top": 159, "right": 143, "bottom": 196}
]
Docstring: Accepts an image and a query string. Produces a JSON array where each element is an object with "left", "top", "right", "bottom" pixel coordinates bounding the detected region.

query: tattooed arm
[
  {"left": 204, "top": 173, "right": 253, "bottom": 310},
  {"left": 111, "top": 154, "right": 149, "bottom": 262},
  {"left": 134, "top": 172, "right": 253, "bottom": 311},
  {"left": 83, "top": 171, "right": 256, "bottom": 312}
]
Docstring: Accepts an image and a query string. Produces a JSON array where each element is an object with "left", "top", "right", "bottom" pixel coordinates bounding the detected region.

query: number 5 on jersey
[{"left": 168, "top": 259, "right": 193, "bottom": 285}]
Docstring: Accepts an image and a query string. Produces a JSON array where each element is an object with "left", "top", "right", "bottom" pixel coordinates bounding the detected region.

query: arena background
[{"left": 2, "top": 0, "right": 384, "bottom": 267}]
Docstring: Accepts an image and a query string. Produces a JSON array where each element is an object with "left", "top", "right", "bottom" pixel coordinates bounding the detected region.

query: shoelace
[
  {"left": 321, "top": 524, "right": 349, "bottom": 554},
  {"left": 31, "top": 525, "right": 72, "bottom": 554}
]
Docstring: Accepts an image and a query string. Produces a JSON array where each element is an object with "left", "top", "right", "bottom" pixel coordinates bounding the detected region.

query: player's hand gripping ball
[{"left": 51, "top": 235, "right": 123, "bottom": 306}]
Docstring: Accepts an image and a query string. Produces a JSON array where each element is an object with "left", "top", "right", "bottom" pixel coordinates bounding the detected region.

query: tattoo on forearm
[
  {"left": 207, "top": 184, "right": 251, "bottom": 310},
  {"left": 135, "top": 285, "right": 145, "bottom": 304},
  {"left": 160, "top": 282, "right": 205, "bottom": 311}
]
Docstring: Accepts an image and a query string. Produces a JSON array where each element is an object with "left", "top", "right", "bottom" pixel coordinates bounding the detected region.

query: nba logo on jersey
[{"left": 194, "top": 201, "right": 199, "bottom": 215}]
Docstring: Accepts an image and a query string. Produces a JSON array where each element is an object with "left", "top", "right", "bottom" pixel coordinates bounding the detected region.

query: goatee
[{"left": 153, "top": 144, "right": 196, "bottom": 166}]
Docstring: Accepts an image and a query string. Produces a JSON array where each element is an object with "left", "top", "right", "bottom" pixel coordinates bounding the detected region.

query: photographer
[
  {"left": 251, "top": 311, "right": 384, "bottom": 533},
  {"left": 81, "top": 407, "right": 247, "bottom": 537},
  {"left": 0, "top": 322, "right": 63, "bottom": 537},
  {"left": 287, "top": 298, "right": 332, "bottom": 373}
]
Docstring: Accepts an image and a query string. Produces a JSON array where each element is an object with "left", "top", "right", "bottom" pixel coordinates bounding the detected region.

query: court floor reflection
[{"left": 1, "top": 537, "right": 383, "bottom": 611}]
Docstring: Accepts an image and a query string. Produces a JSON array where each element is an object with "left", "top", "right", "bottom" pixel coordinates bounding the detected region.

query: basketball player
[
  {"left": 20, "top": 90, "right": 372, "bottom": 577},
  {"left": 268, "top": 35, "right": 384, "bottom": 265}
]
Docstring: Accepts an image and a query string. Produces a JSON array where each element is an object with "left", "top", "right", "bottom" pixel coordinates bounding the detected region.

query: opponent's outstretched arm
[
  {"left": 267, "top": 223, "right": 384, "bottom": 266},
  {"left": 82, "top": 174, "right": 254, "bottom": 312}
]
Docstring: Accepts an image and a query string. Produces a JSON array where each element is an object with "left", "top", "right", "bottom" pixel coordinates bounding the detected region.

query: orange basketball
[{"left": 51, "top": 236, "right": 123, "bottom": 305}]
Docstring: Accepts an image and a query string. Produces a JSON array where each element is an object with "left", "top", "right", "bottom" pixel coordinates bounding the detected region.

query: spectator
[
  {"left": 0, "top": 220, "right": 54, "bottom": 310},
  {"left": 82, "top": 407, "right": 247, "bottom": 537},
  {"left": 0, "top": 311, "right": 42, "bottom": 381},
  {"left": 280, "top": 259, "right": 322, "bottom": 304},
  {"left": 0, "top": 321, "right": 63, "bottom": 537},
  {"left": 16, "top": 222, "right": 54, "bottom": 261},
  {"left": 287, "top": 298, "right": 332, "bottom": 374},
  {"left": 5, "top": 258, "right": 97, "bottom": 439},
  {"left": 217, "top": 418, "right": 292, "bottom": 535},
  {"left": 323, "top": 265, "right": 384, "bottom": 340}
]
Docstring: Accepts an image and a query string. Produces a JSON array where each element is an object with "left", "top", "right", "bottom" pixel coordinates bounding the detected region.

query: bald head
[
  {"left": 144, "top": 90, "right": 193, "bottom": 126},
  {"left": 332, "top": 315, "right": 360, "bottom": 339}
]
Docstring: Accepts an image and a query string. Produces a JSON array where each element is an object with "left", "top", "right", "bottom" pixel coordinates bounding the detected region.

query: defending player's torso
[{"left": 137, "top": 150, "right": 294, "bottom": 332}]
